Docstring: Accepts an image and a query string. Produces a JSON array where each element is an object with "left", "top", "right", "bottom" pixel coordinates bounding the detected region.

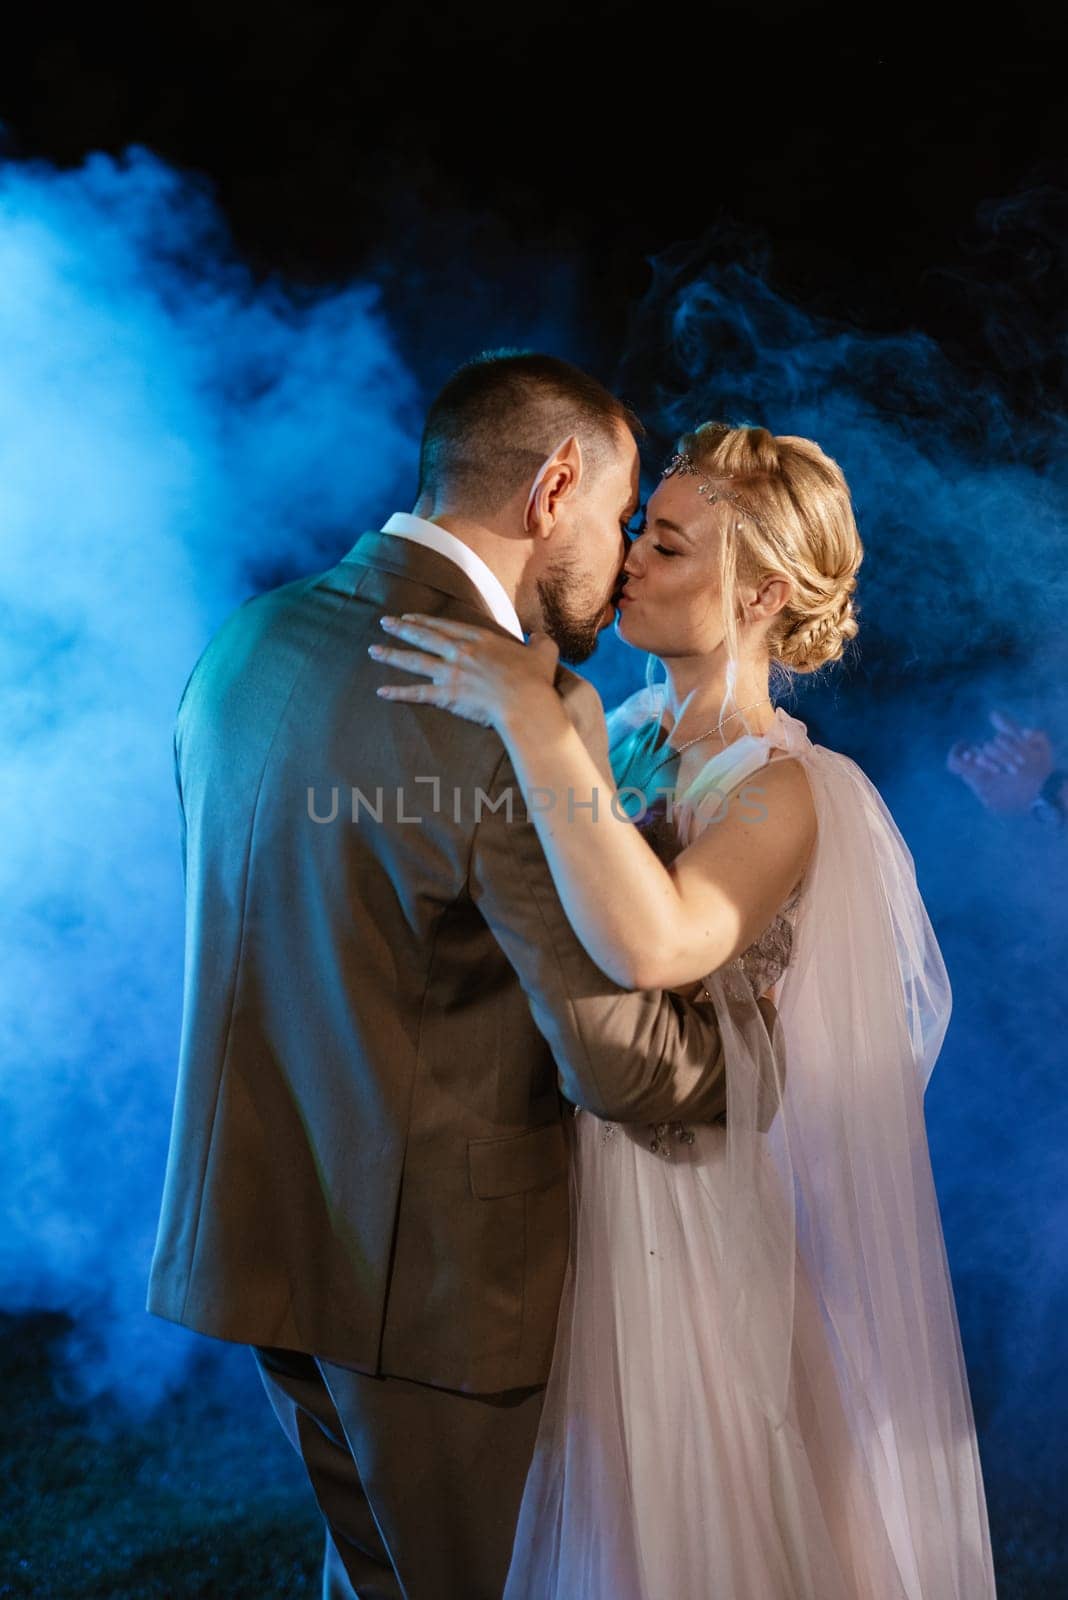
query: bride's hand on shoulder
[{"left": 369, "top": 613, "right": 561, "bottom": 732}]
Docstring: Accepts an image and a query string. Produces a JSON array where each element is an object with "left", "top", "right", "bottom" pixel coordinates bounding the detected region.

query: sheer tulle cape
[{"left": 504, "top": 691, "right": 996, "bottom": 1600}]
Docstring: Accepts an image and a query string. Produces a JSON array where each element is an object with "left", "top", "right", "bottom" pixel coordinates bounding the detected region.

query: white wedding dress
[{"left": 503, "top": 690, "right": 997, "bottom": 1600}]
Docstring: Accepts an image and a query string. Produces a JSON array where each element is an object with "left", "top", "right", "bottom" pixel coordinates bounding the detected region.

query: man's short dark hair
[{"left": 416, "top": 350, "right": 643, "bottom": 514}]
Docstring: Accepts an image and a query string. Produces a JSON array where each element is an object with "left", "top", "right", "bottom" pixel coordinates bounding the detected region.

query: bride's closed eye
[{"left": 627, "top": 519, "right": 681, "bottom": 558}]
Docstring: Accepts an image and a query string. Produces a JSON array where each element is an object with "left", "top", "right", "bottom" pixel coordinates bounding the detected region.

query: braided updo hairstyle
[{"left": 676, "top": 422, "right": 863, "bottom": 677}]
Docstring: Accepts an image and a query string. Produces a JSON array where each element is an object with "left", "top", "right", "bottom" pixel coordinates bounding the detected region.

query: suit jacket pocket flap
[{"left": 468, "top": 1121, "right": 568, "bottom": 1200}]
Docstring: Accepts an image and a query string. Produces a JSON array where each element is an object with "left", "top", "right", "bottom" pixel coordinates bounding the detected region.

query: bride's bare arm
[
  {"left": 371, "top": 613, "right": 816, "bottom": 991},
  {"left": 493, "top": 685, "right": 815, "bottom": 989}
]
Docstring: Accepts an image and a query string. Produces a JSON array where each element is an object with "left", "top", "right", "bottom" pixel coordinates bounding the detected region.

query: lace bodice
[{"left": 728, "top": 879, "right": 801, "bottom": 1000}]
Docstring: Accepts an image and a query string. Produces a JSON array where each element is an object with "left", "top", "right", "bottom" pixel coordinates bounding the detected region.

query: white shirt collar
[{"left": 380, "top": 512, "right": 525, "bottom": 641}]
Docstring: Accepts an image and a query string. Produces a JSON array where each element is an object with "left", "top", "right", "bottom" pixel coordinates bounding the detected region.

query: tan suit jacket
[{"left": 147, "top": 530, "right": 758, "bottom": 1392}]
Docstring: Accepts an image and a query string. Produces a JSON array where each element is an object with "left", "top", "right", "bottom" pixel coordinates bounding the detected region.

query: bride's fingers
[
  {"left": 390, "top": 612, "right": 481, "bottom": 633},
  {"left": 375, "top": 682, "right": 450, "bottom": 703},
  {"left": 367, "top": 643, "right": 446, "bottom": 678},
  {"left": 382, "top": 613, "right": 486, "bottom": 647},
  {"left": 378, "top": 617, "right": 463, "bottom": 659}
]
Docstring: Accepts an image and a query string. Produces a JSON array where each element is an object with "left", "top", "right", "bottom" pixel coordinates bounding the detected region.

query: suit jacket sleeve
[{"left": 468, "top": 676, "right": 757, "bottom": 1125}]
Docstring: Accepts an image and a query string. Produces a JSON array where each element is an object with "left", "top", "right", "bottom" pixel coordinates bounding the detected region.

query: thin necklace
[{"left": 647, "top": 697, "right": 774, "bottom": 778}]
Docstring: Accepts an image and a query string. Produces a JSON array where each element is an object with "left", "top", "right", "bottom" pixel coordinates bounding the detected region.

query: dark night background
[
  {"left": 1, "top": 4, "right": 1065, "bottom": 1596},
  {"left": 5, "top": 3, "right": 1065, "bottom": 405}
]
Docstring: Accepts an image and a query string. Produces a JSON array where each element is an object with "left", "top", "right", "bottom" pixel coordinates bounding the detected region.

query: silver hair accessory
[{"left": 662, "top": 451, "right": 774, "bottom": 537}]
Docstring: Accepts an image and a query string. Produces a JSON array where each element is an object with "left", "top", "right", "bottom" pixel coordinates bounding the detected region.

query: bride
[{"left": 370, "top": 421, "right": 997, "bottom": 1598}]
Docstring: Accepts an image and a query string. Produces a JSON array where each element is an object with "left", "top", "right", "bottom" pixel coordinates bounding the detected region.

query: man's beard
[{"left": 536, "top": 559, "right": 612, "bottom": 666}]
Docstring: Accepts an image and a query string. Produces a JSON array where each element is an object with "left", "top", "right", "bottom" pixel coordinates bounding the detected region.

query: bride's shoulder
[{"left": 758, "top": 752, "right": 819, "bottom": 835}]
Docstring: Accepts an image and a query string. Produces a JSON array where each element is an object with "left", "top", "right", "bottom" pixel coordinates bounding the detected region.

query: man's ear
[{"left": 524, "top": 434, "right": 583, "bottom": 534}]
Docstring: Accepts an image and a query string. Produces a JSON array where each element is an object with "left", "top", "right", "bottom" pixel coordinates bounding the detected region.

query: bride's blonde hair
[{"left": 645, "top": 422, "right": 863, "bottom": 703}]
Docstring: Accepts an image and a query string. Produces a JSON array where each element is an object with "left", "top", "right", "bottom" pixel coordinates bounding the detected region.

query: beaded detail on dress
[
  {"left": 723, "top": 880, "right": 802, "bottom": 1006},
  {"left": 606, "top": 884, "right": 802, "bottom": 1153}
]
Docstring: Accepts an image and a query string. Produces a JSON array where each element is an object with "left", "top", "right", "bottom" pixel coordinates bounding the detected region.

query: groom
[{"left": 147, "top": 351, "right": 777, "bottom": 1599}]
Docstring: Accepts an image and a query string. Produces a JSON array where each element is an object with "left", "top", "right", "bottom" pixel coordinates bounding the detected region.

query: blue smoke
[
  {"left": 1, "top": 142, "right": 1063, "bottom": 1582},
  {"left": 0, "top": 145, "right": 422, "bottom": 1405}
]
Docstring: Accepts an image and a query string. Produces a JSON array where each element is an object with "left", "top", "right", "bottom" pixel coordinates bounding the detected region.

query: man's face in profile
[{"left": 536, "top": 420, "right": 640, "bottom": 664}]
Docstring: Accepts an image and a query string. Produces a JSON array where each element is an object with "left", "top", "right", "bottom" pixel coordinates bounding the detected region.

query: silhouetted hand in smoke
[{"left": 947, "top": 710, "right": 1057, "bottom": 815}]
